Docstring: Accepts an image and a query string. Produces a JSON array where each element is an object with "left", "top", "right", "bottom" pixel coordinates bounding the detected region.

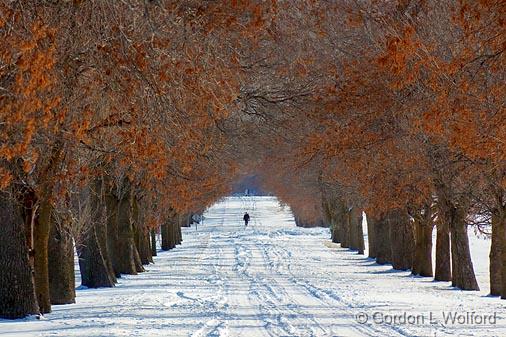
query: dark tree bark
[
  {"left": 449, "top": 208, "right": 479, "bottom": 290},
  {"left": 366, "top": 213, "right": 377, "bottom": 258},
  {"left": 105, "top": 191, "right": 121, "bottom": 278},
  {"left": 331, "top": 218, "right": 340, "bottom": 243},
  {"left": 322, "top": 198, "right": 340, "bottom": 243},
  {"left": 33, "top": 198, "right": 52, "bottom": 313},
  {"left": 161, "top": 221, "right": 171, "bottom": 251},
  {"left": 388, "top": 209, "right": 414, "bottom": 271},
  {"left": 501, "top": 211, "right": 506, "bottom": 299},
  {"left": 0, "top": 192, "right": 39, "bottom": 319},
  {"left": 21, "top": 190, "right": 37, "bottom": 289},
  {"left": 32, "top": 143, "right": 64, "bottom": 314},
  {"left": 171, "top": 216, "right": 179, "bottom": 247},
  {"left": 116, "top": 192, "right": 138, "bottom": 275},
  {"left": 490, "top": 212, "right": 502, "bottom": 296},
  {"left": 131, "top": 197, "right": 148, "bottom": 268},
  {"left": 176, "top": 221, "right": 182, "bottom": 245},
  {"left": 374, "top": 214, "right": 391, "bottom": 265},
  {"left": 411, "top": 207, "right": 434, "bottom": 277},
  {"left": 48, "top": 218, "right": 75, "bottom": 304},
  {"left": 349, "top": 207, "right": 364, "bottom": 254},
  {"left": 150, "top": 229, "right": 157, "bottom": 256},
  {"left": 77, "top": 180, "right": 116, "bottom": 288},
  {"left": 438, "top": 196, "right": 479, "bottom": 290},
  {"left": 137, "top": 228, "right": 153, "bottom": 265},
  {"left": 434, "top": 219, "right": 452, "bottom": 281},
  {"left": 339, "top": 205, "right": 350, "bottom": 249},
  {"left": 77, "top": 228, "right": 116, "bottom": 288},
  {"left": 169, "top": 221, "right": 176, "bottom": 248},
  {"left": 349, "top": 209, "right": 358, "bottom": 250}
]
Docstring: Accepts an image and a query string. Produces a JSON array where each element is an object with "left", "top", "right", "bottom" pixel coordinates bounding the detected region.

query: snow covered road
[{"left": 1, "top": 196, "right": 505, "bottom": 337}]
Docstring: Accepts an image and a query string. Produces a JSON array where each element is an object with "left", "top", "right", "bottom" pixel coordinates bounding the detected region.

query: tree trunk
[
  {"left": 116, "top": 193, "right": 138, "bottom": 274},
  {"left": 131, "top": 197, "right": 147, "bottom": 269},
  {"left": 412, "top": 213, "right": 434, "bottom": 277},
  {"left": 435, "top": 219, "right": 452, "bottom": 281},
  {"left": 137, "top": 229, "right": 153, "bottom": 265},
  {"left": 349, "top": 208, "right": 364, "bottom": 254},
  {"left": 176, "top": 222, "right": 182, "bottom": 245},
  {"left": 323, "top": 199, "right": 340, "bottom": 243},
  {"left": 161, "top": 221, "right": 171, "bottom": 251},
  {"left": 374, "top": 214, "right": 391, "bottom": 265},
  {"left": 340, "top": 205, "right": 350, "bottom": 249},
  {"left": 388, "top": 210, "right": 414, "bottom": 271},
  {"left": 335, "top": 204, "right": 345, "bottom": 245},
  {"left": 489, "top": 211, "right": 503, "bottom": 296},
  {"left": 132, "top": 236, "right": 144, "bottom": 273},
  {"left": 105, "top": 192, "right": 121, "bottom": 278},
  {"left": 33, "top": 198, "right": 52, "bottom": 313},
  {"left": 366, "top": 212, "right": 377, "bottom": 258},
  {"left": 0, "top": 192, "right": 39, "bottom": 319},
  {"left": 77, "top": 227, "right": 116, "bottom": 288},
  {"left": 48, "top": 218, "right": 75, "bottom": 304},
  {"left": 96, "top": 211, "right": 117, "bottom": 283},
  {"left": 348, "top": 209, "right": 358, "bottom": 250},
  {"left": 169, "top": 220, "right": 176, "bottom": 248},
  {"left": 77, "top": 180, "right": 116, "bottom": 288},
  {"left": 151, "top": 229, "right": 157, "bottom": 256},
  {"left": 501, "top": 210, "right": 506, "bottom": 299},
  {"left": 444, "top": 202, "right": 479, "bottom": 290}
]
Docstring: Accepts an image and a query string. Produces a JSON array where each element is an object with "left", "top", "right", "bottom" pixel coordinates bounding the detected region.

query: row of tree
[
  {"left": 238, "top": 0, "right": 504, "bottom": 299},
  {"left": 1, "top": 0, "right": 504, "bottom": 320},
  {"left": 0, "top": 0, "right": 264, "bottom": 319}
]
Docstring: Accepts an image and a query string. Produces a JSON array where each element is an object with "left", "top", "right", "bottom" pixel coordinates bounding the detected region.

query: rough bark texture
[
  {"left": 412, "top": 213, "right": 434, "bottom": 277},
  {"left": 367, "top": 213, "right": 377, "bottom": 258},
  {"left": 77, "top": 181, "right": 116, "bottom": 288},
  {"left": 388, "top": 210, "right": 414, "bottom": 271},
  {"left": 374, "top": 214, "right": 391, "bottom": 265},
  {"left": 161, "top": 221, "right": 171, "bottom": 251},
  {"left": 349, "top": 208, "right": 364, "bottom": 254},
  {"left": 501, "top": 212, "right": 506, "bottom": 299},
  {"left": 33, "top": 199, "right": 52, "bottom": 313},
  {"left": 449, "top": 208, "right": 479, "bottom": 290},
  {"left": 435, "top": 219, "right": 452, "bottom": 281},
  {"left": 48, "top": 219, "right": 75, "bottom": 304},
  {"left": 348, "top": 209, "right": 358, "bottom": 250},
  {"left": 131, "top": 197, "right": 148, "bottom": 269},
  {"left": 105, "top": 191, "right": 121, "bottom": 278},
  {"left": 21, "top": 190, "right": 36, "bottom": 289},
  {"left": 438, "top": 197, "right": 479, "bottom": 290},
  {"left": 0, "top": 193, "right": 39, "bottom": 319},
  {"left": 115, "top": 190, "right": 139, "bottom": 275},
  {"left": 133, "top": 239, "right": 144, "bottom": 273},
  {"left": 151, "top": 229, "right": 157, "bottom": 256},
  {"left": 176, "top": 223, "right": 182, "bottom": 245},
  {"left": 340, "top": 206, "right": 350, "bottom": 249},
  {"left": 323, "top": 198, "right": 340, "bottom": 243},
  {"left": 97, "top": 181, "right": 117, "bottom": 283},
  {"left": 77, "top": 228, "right": 116, "bottom": 288},
  {"left": 137, "top": 229, "right": 153, "bottom": 265},
  {"left": 489, "top": 212, "right": 502, "bottom": 296}
]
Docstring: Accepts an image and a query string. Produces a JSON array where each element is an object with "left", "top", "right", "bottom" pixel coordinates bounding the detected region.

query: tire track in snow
[
  {"left": 232, "top": 232, "right": 328, "bottom": 337},
  {"left": 262, "top": 239, "right": 410, "bottom": 337},
  {"left": 191, "top": 204, "right": 231, "bottom": 337}
]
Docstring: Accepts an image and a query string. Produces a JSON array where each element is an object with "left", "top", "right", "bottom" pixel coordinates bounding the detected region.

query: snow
[{"left": 1, "top": 196, "right": 505, "bottom": 336}]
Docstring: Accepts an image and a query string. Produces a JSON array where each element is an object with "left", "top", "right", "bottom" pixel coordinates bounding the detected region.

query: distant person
[{"left": 243, "top": 212, "right": 250, "bottom": 226}]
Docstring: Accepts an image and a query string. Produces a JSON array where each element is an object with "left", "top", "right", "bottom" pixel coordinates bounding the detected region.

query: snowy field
[{"left": 1, "top": 196, "right": 505, "bottom": 337}]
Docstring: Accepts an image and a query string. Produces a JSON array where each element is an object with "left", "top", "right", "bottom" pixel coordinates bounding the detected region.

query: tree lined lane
[{"left": 2, "top": 196, "right": 504, "bottom": 337}]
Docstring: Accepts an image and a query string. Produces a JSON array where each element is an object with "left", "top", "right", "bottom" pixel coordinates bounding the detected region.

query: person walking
[{"left": 243, "top": 212, "right": 250, "bottom": 226}]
